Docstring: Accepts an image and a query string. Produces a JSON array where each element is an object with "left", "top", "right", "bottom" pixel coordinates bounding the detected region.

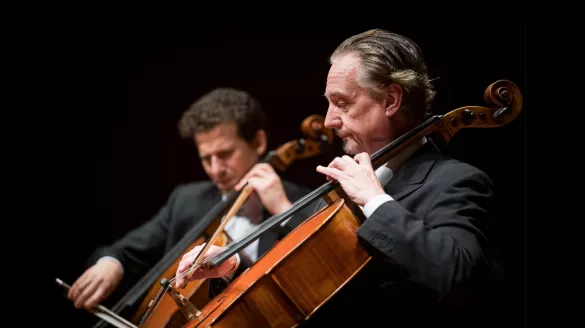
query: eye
[
  {"left": 217, "top": 149, "right": 234, "bottom": 160},
  {"left": 336, "top": 101, "right": 349, "bottom": 111}
]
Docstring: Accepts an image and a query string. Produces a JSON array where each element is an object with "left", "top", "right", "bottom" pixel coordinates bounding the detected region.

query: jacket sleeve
[
  {"left": 89, "top": 185, "right": 184, "bottom": 279},
  {"left": 356, "top": 168, "right": 497, "bottom": 302}
]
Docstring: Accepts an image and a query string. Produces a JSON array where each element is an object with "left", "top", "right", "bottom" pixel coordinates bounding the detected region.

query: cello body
[{"left": 184, "top": 196, "right": 367, "bottom": 328}]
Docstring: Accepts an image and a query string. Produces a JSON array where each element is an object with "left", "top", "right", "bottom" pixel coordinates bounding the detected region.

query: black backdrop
[{"left": 52, "top": 16, "right": 525, "bottom": 326}]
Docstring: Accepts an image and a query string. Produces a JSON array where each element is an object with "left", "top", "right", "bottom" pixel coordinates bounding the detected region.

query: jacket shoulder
[
  {"left": 167, "top": 181, "right": 219, "bottom": 207},
  {"left": 427, "top": 150, "right": 493, "bottom": 187}
]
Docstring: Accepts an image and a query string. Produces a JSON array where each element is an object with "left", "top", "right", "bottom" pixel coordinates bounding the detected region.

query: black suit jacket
[
  {"left": 89, "top": 179, "right": 311, "bottom": 294},
  {"left": 222, "top": 141, "right": 504, "bottom": 327}
]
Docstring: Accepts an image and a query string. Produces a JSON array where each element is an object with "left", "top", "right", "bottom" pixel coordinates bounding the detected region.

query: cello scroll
[{"left": 439, "top": 79, "right": 523, "bottom": 140}]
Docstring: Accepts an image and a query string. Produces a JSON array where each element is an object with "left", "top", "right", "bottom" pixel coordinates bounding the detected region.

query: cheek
[
  {"left": 224, "top": 157, "right": 239, "bottom": 174},
  {"left": 349, "top": 107, "right": 388, "bottom": 143},
  {"left": 367, "top": 115, "right": 393, "bottom": 145},
  {"left": 364, "top": 105, "right": 386, "bottom": 128},
  {"left": 202, "top": 164, "right": 214, "bottom": 176},
  {"left": 227, "top": 152, "right": 249, "bottom": 175},
  {"left": 344, "top": 114, "right": 365, "bottom": 139}
]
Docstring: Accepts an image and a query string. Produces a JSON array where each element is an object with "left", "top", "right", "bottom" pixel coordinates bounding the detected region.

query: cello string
[
  {"left": 137, "top": 285, "right": 170, "bottom": 327},
  {"left": 168, "top": 257, "right": 208, "bottom": 285},
  {"left": 137, "top": 287, "right": 164, "bottom": 327}
]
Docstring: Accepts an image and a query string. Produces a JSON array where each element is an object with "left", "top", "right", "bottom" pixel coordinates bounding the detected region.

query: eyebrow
[
  {"left": 199, "top": 145, "right": 235, "bottom": 157},
  {"left": 324, "top": 90, "right": 347, "bottom": 99}
]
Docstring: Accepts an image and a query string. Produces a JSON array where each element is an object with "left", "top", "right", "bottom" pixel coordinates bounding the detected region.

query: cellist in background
[
  {"left": 177, "top": 29, "right": 505, "bottom": 327},
  {"left": 67, "top": 88, "right": 311, "bottom": 310}
]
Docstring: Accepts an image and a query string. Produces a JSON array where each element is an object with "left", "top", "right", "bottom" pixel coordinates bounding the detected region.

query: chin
[
  {"left": 342, "top": 140, "right": 362, "bottom": 156},
  {"left": 215, "top": 182, "right": 233, "bottom": 194}
]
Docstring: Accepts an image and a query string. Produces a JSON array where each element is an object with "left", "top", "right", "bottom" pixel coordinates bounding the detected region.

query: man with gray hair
[{"left": 310, "top": 28, "right": 503, "bottom": 326}]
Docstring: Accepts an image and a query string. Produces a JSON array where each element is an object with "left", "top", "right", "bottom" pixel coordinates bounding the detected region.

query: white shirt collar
[{"left": 375, "top": 136, "right": 427, "bottom": 186}]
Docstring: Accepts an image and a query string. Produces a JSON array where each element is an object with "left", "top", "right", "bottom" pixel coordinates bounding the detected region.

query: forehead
[
  {"left": 325, "top": 53, "right": 360, "bottom": 98},
  {"left": 194, "top": 122, "right": 242, "bottom": 154}
]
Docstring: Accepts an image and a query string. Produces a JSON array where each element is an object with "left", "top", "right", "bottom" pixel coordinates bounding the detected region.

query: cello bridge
[{"left": 160, "top": 279, "right": 201, "bottom": 320}]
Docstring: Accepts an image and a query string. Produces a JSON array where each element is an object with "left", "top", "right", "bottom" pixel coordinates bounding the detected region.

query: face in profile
[
  {"left": 194, "top": 122, "right": 266, "bottom": 194},
  {"left": 324, "top": 53, "right": 400, "bottom": 156}
]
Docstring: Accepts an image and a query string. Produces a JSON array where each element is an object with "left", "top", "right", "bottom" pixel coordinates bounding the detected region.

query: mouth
[
  {"left": 215, "top": 177, "right": 233, "bottom": 188},
  {"left": 336, "top": 131, "right": 349, "bottom": 139}
]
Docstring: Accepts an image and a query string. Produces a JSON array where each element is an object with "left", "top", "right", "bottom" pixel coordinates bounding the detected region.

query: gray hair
[{"left": 330, "top": 29, "right": 436, "bottom": 121}]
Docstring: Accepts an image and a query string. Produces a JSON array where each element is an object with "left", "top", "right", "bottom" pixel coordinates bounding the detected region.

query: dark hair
[
  {"left": 331, "top": 28, "right": 436, "bottom": 121},
  {"left": 178, "top": 88, "right": 267, "bottom": 141}
]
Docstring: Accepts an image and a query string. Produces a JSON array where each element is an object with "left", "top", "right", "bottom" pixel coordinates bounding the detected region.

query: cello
[
  {"left": 57, "top": 114, "right": 335, "bottom": 328},
  {"left": 171, "top": 79, "right": 523, "bottom": 328}
]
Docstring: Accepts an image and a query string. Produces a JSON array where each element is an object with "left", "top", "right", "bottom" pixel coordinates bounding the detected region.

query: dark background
[{"left": 50, "top": 15, "right": 525, "bottom": 326}]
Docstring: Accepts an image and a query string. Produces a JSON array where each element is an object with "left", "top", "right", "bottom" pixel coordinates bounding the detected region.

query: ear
[
  {"left": 251, "top": 129, "right": 267, "bottom": 156},
  {"left": 384, "top": 83, "right": 403, "bottom": 118}
]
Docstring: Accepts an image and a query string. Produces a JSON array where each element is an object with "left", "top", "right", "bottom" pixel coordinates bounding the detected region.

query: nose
[
  {"left": 209, "top": 156, "right": 225, "bottom": 177},
  {"left": 324, "top": 105, "right": 341, "bottom": 130}
]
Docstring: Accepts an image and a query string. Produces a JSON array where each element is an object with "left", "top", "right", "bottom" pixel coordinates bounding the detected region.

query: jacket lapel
[{"left": 384, "top": 142, "right": 439, "bottom": 201}]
